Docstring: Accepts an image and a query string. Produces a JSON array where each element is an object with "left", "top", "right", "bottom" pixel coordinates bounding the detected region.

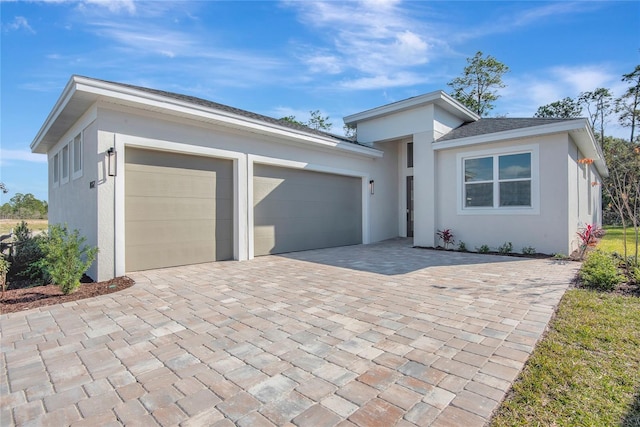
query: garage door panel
[
  {"left": 253, "top": 164, "right": 362, "bottom": 256},
  {"left": 125, "top": 148, "right": 233, "bottom": 271}
]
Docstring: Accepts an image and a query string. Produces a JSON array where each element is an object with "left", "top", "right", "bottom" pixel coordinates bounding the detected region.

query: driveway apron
[{"left": 1, "top": 238, "right": 579, "bottom": 426}]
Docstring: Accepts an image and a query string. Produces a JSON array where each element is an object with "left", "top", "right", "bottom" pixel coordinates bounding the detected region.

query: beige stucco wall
[
  {"left": 74, "top": 105, "right": 400, "bottom": 280},
  {"left": 48, "top": 117, "right": 100, "bottom": 280},
  {"left": 433, "top": 134, "right": 573, "bottom": 255}
]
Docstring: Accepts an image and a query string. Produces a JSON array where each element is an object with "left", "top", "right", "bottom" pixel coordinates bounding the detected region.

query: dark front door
[{"left": 406, "top": 176, "right": 414, "bottom": 237}]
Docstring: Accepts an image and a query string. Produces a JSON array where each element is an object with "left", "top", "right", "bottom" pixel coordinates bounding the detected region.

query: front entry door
[{"left": 406, "top": 176, "right": 414, "bottom": 237}]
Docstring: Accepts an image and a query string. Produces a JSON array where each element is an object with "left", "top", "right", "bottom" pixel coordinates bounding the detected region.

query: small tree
[
  {"left": 602, "top": 137, "right": 640, "bottom": 266},
  {"left": 534, "top": 97, "right": 583, "bottom": 119},
  {"left": 615, "top": 64, "right": 640, "bottom": 143},
  {"left": 280, "top": 110, "right": 332, "bottom": 131},
  {"left": 39, "top": 225, "right": 98, "bottom": 294},
  {"left": 447, "top": 51, "right": 509, "bottom": 117},
  {"left": 579, "top": 88, "right": 614, "bottom": 143}
]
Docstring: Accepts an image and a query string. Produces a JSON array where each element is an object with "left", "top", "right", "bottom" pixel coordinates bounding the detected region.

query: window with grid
[{"left": 464, "top": 152, "right": 532, "bottom": 208}]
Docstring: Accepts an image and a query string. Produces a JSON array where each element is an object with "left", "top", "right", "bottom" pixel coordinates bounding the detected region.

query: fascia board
[
  {"left": 83, "top": 78, "right": 383, "bottom": 158},
  {"left": 30, "top": 76, "right": 77, "bottom": 153},
  {"left": 433, "top": 118, "right": 609, "bottom": 177},
  {"left": 35, "top": 76, "right": 383, "bottom": 159},
  {"left": 343, "top": 91, "right": 479, "bottom": 125}
]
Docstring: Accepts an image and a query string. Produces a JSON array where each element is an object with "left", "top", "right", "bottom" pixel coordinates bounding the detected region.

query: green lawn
[
  {"left": 598, "top": 225, "right": 639, "bottom": 256},
  {"left": 491, "top": 225, "right": 640, "bottom": 426}
]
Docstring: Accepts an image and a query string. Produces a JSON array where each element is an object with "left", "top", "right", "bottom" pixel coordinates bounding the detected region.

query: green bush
[
  {"left": 579, "top": 250, "right": 624, "bottom": 291},
  {"left": 457, "top": 241, "right": 467, "bottom": 252},
  {"left": 477, "top": 244, "right": 490, "bottom": 254},
  {"left": 498, "top": 242, "right": 513, "bottom": 254},
  {"left": 522, "top": 246, "right": 536, "bottom": 255},
  {"left": 39, "top": 225, "right": 98, "bottom": 295},
  {"left": 9, "top": 221, "right": 48, "bottom": 286}
]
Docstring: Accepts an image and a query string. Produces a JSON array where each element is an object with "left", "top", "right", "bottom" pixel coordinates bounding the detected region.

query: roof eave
[
  {"left": 30, "top": 75, "right": 78, "bottom": 154},
  {"left": 433, "top": 119, "right": 608, "bottom": 176},
  {"left": 343, "top": 91, "right": 479, "bottom": 125},
  {"left": 31, "top": 76, "right": 383, "bottom": 159}
]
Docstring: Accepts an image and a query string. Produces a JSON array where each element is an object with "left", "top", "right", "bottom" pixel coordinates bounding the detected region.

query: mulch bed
[{"left": 0, "top": 276, "right": 134, "bottom": 314}]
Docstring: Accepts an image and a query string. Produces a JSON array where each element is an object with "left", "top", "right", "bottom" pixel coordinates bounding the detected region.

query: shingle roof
[
  {"left": 86, "top": 76, "right": 357, "bottom": 144},
  {"left": 436, "top": 117, "right": 580, "bottom": 142}
]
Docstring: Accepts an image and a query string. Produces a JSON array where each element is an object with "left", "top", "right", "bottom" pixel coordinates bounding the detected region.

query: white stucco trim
[
  {"left": 434, "top": 119, "right": 607, "bottom": 176},
  {"left": 113, "top": 134, "right": 249, "bottom": 276},
  {"left": 247, "top": 154, "right": 371, "bottom": 260},
  {"left": 33, "top": 76, "right": 383, "bottom": 160},
  {"left": 344, "top": 91, "right": 479, "bottom": 125},
  {"left": 455, "top": 144, "right": 540, "bottom": 215}
]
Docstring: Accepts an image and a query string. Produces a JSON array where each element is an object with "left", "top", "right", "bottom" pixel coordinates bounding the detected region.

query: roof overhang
[
  {"left": 432, "top": 119, "right": 608, "bottom": 177},
  {"left": 343, "top": 90, "right": 480, "bottom": 126},
  {"left": 31, "top": 76, "right": 383, "bottom": 159}
]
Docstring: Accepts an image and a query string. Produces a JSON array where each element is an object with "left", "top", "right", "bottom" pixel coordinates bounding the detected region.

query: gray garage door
[
  {"left": 253, "top": 164, "right": 362, "bottom": 256},
  {"left": 125, "top": 148, "right": 233, "bottom": 271}
]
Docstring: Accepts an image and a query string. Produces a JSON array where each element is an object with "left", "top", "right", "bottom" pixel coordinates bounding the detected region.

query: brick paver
[{"left": 0, "top": 238, "right": 578, "bottom": 426}]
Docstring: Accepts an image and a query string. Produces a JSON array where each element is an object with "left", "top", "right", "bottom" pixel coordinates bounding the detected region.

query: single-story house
[{"left": 31, "top": 75, "right": 607, "bottom": 281}]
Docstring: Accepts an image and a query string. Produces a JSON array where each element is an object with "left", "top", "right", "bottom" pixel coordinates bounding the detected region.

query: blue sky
[{"left": 1, "top": 0, "right": 638, "bottom": 203}]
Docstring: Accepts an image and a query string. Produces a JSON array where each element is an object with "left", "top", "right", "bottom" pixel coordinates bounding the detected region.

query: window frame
[
  {"left": 457, "top": 145, "right": 539, "bottom": 215},
  {"left": 53, "top": 152, "right": 60, "bottom": 187},
  {"left": 61, "top": 143, "right": 70, "bottom": 185},
  {"left": 72, "top": 132, "right": 83, "bottom": 180}
]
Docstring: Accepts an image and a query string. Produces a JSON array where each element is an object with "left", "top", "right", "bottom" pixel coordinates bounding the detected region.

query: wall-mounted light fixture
[
  {"left": 107, "top": 147, "right": 117, "bottom": 177},
  {"left": 369, "top": 179, "right": 375, "bottom": 195}
]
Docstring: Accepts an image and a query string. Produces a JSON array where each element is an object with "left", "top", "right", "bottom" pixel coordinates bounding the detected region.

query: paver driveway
[{"left": 1, "top": 239, "right": 579, "bottom": 426}]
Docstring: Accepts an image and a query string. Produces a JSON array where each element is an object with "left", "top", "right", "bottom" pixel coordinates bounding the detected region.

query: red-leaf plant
[
  {"left": 437, "top": 229, "right": 455, "bottom": 249},
  {"left": 576, "top": 223, "right": 603, "bottom": 258}
]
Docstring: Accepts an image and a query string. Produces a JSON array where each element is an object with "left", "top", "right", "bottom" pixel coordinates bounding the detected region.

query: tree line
[{"left": 0, "top": 192, "right": 48, "bottom": 219}]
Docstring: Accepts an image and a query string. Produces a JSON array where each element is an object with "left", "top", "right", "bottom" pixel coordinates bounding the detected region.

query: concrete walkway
[{"left": 1, "top": 239, "right": 579, "bottom": 426}]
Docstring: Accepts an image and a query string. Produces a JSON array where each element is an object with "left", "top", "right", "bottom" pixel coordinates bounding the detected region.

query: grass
[
  {"left": 491, "top": 290, "right": 640, "bottom": 426},
  {"left": 491, "top": 225, "right": 640, "bottom": 426},
  {"left": 598, "top": 225, "right": 639, "bottom": 257},
  {"left": 0, "top": 219, "right": 48, "bottom": 235}
]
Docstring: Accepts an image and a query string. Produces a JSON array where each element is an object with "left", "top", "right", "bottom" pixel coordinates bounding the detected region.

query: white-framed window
[
  {"left": 72, "top": 132, "right": 83, "bottom": 179},
  {"left": 457, "top": 145, "right": 539, "bottom": 215},
  {"left": 53, "top": 152, "right": 60, "bottom": 187},
  {"left": 61, "top": 143, "right": 70, "bottom": 184}
]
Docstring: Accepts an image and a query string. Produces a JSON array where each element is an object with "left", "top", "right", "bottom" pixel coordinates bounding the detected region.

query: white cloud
[
  {"left": 82, "top": 0, "right": 136, "bottom": 14},
  {"left": 340, "top": 72, "right": 427, "bottom": 90},
  {"left": 3, "top": 16, "right": 35, "bottom": 33},
  {"left": 501, "top": 64, "right": 623, "bottom": 118},
  {"left": 0, "top": 149, "right": 47, "bottom": 165},
  {"left": 286, "top": 1, "right": 443, "bottom": 89}
]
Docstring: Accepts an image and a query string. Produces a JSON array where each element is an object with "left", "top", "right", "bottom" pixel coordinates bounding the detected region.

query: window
[
  {"left": 72, "top": 133, "right": 82, "bottom": 179},
  {"left": 61, "top": 144, "right": 69, "bottom": 184},
  {"left": 461, "top": 148, "right": 536, "bottom": 212},
  {"left": 407, "top": 142, "right": 413, "bottom": 168},
  {"left": 53, "top": 152, "right": 60, "bottom": 186}
]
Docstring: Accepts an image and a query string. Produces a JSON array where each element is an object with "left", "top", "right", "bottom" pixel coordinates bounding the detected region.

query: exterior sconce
[
  {"left": 107, "top": 147, "right": 117, "bottom": 177},
  {"left": 369, "top": 179, "right": 375, "bottom": 195}
]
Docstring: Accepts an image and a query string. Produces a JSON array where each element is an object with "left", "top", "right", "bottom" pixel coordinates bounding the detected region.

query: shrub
[
  {"left": 0, "top": 255, "right": 9, "bottom": 297},
  {"left": 437, "top": 229, "right": 455, "bottom": 249},
  {"left": 522, "top": 246, "right": 536, "bottom": 255},
  {"left": 477, "top": 245, "right": 490, "bottom": 254},
  {"left": 457, "top": 241, "right": 467, "bottom": 252},
  {"left": 39, "top": 225, "right": 98, "bottom": 295},
  {"left": 9, "top": 221, "right": 48, "bottom": 286},
  {"left": 498, "top": 242, "right": 513, "bottom": 254},
  {"left": 576, "top": 223, "right": 603, "bottom": 259},
  {"left": 579, "top": 250, "right": 624, "bottom": 291}
]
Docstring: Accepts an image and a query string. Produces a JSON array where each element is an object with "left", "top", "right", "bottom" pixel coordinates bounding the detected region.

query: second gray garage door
[
  {"left": 253, "top": 164, "right": 362, "bottom": 256},
  {"left": 125, "top": 148, "right": 233, "bottom": 271}
]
